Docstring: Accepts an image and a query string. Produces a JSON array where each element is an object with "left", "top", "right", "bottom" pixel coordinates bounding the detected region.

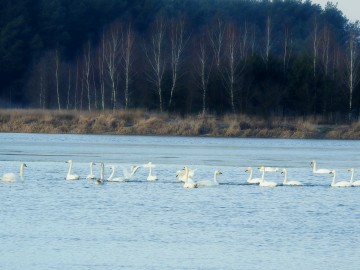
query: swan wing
[
  {"left": 333, "top": 181, "right": 352, "bottom": 187},
  {"left": 352, "top": 180, "right": 360, "bottom": 186},
  {"left": 284, "top": 180, "right": 303, "bottom": 186},
  {"left": 315, "top": 169, "right": 331, "bottom": 174},
  {"left": 2, "top": 173, "right": 16, "bottom": 182},
  {"left": 247, "top": 177, "right": 261, "bottom": 184}
]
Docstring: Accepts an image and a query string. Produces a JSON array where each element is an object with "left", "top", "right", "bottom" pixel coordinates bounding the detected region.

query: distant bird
[
  {"left": 66, "top": 160, "right": 79, "bottom": 180},
  {"left": 329, "top": 170, "right": 352, "bottom": 187},
  {"left": 245, "top": 167, "right": 262, "bottom": 184},
  {"left": 143, "top": 162, "right": 157, "bottom": 181},
  {"left": 348, "top": 168, "right": 360, "bottom": 186},
  {"left": 281, "top": 168, "right": 303, "bottom": 186},
  {"left": 259, "top": 166, "right": 279, "bottom": 172},
  {"left": 86, "top": 161, "right": 96, "bottom": 180},
  {"left": 258, "top": 166, "right": 277, "bottom": 187},
  {"left": 1, "top": 163, "right": 27, "bottom": 182},
  {"left": 311, "top": 160, "right": 331, "bottom": 174},
  {"left": 196, "top": 170, "right": 222, "bottom": 187}
]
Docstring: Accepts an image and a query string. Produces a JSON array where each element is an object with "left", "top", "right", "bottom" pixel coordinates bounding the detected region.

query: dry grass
[{"left": 0, "top": 109, "right": 358, "bottom": 139}]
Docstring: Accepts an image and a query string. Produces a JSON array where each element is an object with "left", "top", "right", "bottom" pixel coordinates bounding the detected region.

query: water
[{"left": 0, "top": 133, "right": 359, "bottom": 269}]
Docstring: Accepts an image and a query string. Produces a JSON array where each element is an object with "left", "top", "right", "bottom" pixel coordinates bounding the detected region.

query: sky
[{"left": 311, "top": 0, "right": 360, "bottom": 22}]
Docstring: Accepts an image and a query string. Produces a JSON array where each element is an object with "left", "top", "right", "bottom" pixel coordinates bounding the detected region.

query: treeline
[{"left": 1, "top": 0, "right": 360, "bottom": 121}]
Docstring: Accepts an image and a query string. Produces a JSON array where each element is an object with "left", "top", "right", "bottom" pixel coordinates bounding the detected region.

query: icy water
[{"left": 0, "top": 133, "right": 359, "bottom": 270}]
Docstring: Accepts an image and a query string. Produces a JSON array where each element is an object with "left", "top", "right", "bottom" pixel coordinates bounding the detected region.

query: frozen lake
[{"left": 0, "top": 133, "right": 359, "bottom": 269}]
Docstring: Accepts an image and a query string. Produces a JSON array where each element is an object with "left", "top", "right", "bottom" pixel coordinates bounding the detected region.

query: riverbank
[{"left": 0, "top": 109, "right": 359, "bottom": 139}]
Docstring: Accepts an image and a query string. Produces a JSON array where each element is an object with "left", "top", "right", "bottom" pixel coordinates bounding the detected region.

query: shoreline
[{"left": 0, "top": 109, "right": 359, "bottom": 140}]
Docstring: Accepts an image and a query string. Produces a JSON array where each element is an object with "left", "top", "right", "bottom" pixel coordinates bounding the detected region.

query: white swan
[
  {"left": 196, "top": 170, "right": 222, "bottom": 187},
  {"left": 281, "top": 168, "right": 303, "bottom": 186},
  {"left": 348, "top": 168, "right": 360, "bottom": 186},
  {"left": 311, "top": 160, "right": 331, "bottom": 174},
  {"left": 258, "top": 166, "right": 277, "bottom": 187},
  {"left": 122, "top": 165, "right": 140, "bottom": 180},
  {"left": 1, "top": 163, "right": 27, "bottom": 182},
  {"left": 106, "top": 165, "right": 126, "bottom": 182},
  {"left": 66, "top": 160, "right": 79, "bottom": 180},
  {"left": 245, "top": 167, "right": 262, "bottom": 184},
  {"left": 182, "top": 166, "right": 197, "bottom": 188},
  {"left": 86, "top": 161, "right": 96, "bottom": 179},
  {"left": 329, "top": 170, "right": 352, "bottom": 187},
  {"left": 176, "top": 167, "right": 195, "bottom": 182},
  {"left": 143, "top": 162, "right": 157, "bottom": 181},
  {"left": 94, "top": 163, "right": 105, "bottom": 184},
  {"left": 259, "top": 166, "right": 279, "bottom": 172}
]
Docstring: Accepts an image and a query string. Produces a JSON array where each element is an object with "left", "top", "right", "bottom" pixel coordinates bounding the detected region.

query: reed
[{"left": 0, "top": 109, "right": 357, "bottom": 139}]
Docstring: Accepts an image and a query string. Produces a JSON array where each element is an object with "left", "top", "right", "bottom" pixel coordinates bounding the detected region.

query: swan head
[
  {"left": 90, "top": 161, "right": 96, "bottom": 165},
  {"left": 274, "top": 168, "right": 279, "bottom": 172},
  {"left": 66, "top": 160, "right": 73, "bottom": 164},
  {"left": 258, "top": 166, "right": 265, "bottom": 171},
  {"left": 245, "top": 167, "right": 251, "bottom": 172},
  {"left": 21, "top": 163, "right": 27, "bottom": 168},
  {"left": 215, "top": 170, "right": 222, "bottom": 175},
  {"left": 348, "top": 168, "right": 354, "bottom": 172},
  {"left": 281, "top": 168, "right": 286, "bottom": 174},
  {"left": 310, "top": 160, "right": 315, "bottom": 165},
  {"left": 329, "top": 170, "right": 335, "bottom": 175},
  {"left": 95, "top": 179, "right": 104, "bottom": 185}
]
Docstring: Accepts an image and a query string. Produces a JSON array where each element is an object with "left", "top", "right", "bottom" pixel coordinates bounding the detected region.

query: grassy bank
[{"left": 0, "top": 109, "right": 359, "bottom": 139}]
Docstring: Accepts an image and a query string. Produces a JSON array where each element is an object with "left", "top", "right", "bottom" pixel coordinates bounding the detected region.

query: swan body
[
  {"left": 258, "top": 166, "right": 277, "bottom": 187},
  {"left": 245, "top": 167, "right": 262, "bottom": 184},
  {"left": 329, "top": 170, "right": 352, "bottom": 187},
  {"left": 259, "top": 166, "right": 279, "bottom": 172},
  {"left": 182, "top": 166, "right": 197, "bottom": 188},
  {"left": 1, "top": 163, "right": 27, "bottom": 182},
  {"left": 311, "top": 160, "right": 331, "bottom": 174},
  {"left": 107, "top": 165, "right": 126, "bottom": 182},
  {"left": 348, "top": 168, "right": 360, "bottom": 186},
  {"left": 281, "top": 168, "right": 303, "bottom": 186},
  {"left": 66, "top": 160, "right": 79, "bottom": 180},
  {"left": 176, "top": 167, "right": 195, "bottom": 182},
  {"left": 196, "top": 170, "right": 222, "bottom": 187},
  {"left": 144, "top": 162, "right": 157, "bottom": 181},
  {"left": 121, "top": 165, "right": 140, "bottom": 180},
  {"left": 86, "top": 161, "right": 96, "bottom": 179}
]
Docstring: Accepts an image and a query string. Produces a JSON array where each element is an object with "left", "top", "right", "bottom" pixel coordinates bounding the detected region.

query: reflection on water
[{"left": 1, "top": 133, "right": 360, "bottom": 270}]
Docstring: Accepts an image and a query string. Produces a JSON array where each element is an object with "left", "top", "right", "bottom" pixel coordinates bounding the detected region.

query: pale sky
[{"left": 311, "top": 0, "right": 360, "bottom": 22}]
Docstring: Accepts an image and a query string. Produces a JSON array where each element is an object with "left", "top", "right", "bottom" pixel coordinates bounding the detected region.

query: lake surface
[{"left": 0, "top": 133, "right": 359, "bottom": 270}]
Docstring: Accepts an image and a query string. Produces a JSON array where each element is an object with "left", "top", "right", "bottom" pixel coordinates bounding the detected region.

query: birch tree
[
  {"left": 208, "top": 19, "right": 225, "bottom": 68},
  {"left": 54, "top": 48, "right": 61, "bottom": 110},
  {"left": 104, "top": 21, "right": 123, "bottom": 111},
  {"left": 83, "top": 41, "right": 92, "bottom": 111},
  {"left": 194, "top": 36, "right": 212, "bottom": 115},
  {"left": 122, "top": 24, "right": 135, "bottom": 110},
  {"left": 346, "top": 29, "right": 359, "bottom": 121},
  {"left": 168, "top": 18, "right": 188, "bottom": 109},
  {"left": 145, "top": 17, "right": 166, "bottom": 112}
]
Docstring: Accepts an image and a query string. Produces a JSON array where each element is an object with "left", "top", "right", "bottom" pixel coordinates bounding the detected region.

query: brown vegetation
[{"left": 0, "top": 109, "right": 358, "bottom": 139}]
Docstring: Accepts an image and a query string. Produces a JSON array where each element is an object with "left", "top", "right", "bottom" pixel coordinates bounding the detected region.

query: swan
[
  {"left": 245, "top": 167, "right": 262, "bottom": 184},
  {"left": 182, "top": 166, "right": 197, "bottom": 188},
  {"left": 176, "top": 167, "right": 195, "bottom": 182},
  {"left": 121, "top": 165, "right": 140, "bottom": 180},
  {"left": 311, "top": 160, "right": 331, "bottom": 174},
  {"left": 94, "top": 163, "right": 105, "bottom": 184},
  {"left": 143, "top": 162, "right": 157, "bottom": 181},
  {"left": 329, "top": 170, "right": 352, "bottom": 187},
  {"left": 106, "top": 165, "right": 126, "bottom": 182},
  {"left": 259, "top": 166, "right": 279, "bottom": 172},
  {"left": 86, "top": 161, "right": 96, "bottom": 179},
  {"left": 281, "top": 168, "right": 303, "bottom": 186},
  {"left": 1, "top": 163, "right": 27, "bottom": 182},
  {"left": 196, "top": 170, "right": 222, "bottom": 187},
  {"left": 258, "top": 166, "right": 277, "bottom": 187},
  {"left": 348, "top": 168, "right": 360, "bottom": 186},
  {"left": 65, "top": 160, "right": 79, "bottom": 180}
]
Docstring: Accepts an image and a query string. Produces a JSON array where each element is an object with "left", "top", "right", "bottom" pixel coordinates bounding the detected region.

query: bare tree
[
  {"left": 208, "top": 19, "right": 225, "bottom": 68},
  {"left": 145, "top": 17, "right": 166, "bottom": 112},
  {"left": 122, "top": 24, "right": 135, "bottom": 110},
  {"left": 264, "top": 15, "right": 271, "bottom": 64},
  {"left": 283, "top": 25, "right": 293, "bottom": 74},
  {"left": 97, "top": 31, "right": 106, "bottom": 110},
  {"left": 313, "top": 16, "right": 319, "bottom": 79},
  {"left": 346, "top": 29, "right": 360, "bottom": 121},
  {"left": 168, "top": 18, "right": 188, "bottom": 109},
  {"left": 194, "top": 35, "right": 212, "bottom": 115},
  {"left": 104, "top": 21, "right": 123, "bottom": 111},
  {"left": 222, "top": 23, "right": 241, "bottom": 113},
  {"left": 54, "top": 48, "right": 61, "bottom": 110},
  {"left": 83, "top": 40, "right": 92, "bottom": 111}
]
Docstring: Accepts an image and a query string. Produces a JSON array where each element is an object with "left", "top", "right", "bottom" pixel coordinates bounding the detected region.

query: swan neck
[
  {"left": 247, "top": 168, "right": 253, "bottom": 180},
  {"left": 108, "top": 167, "right": 115, "bottom": 180},
  {"left": 350, "top": 170, "right": 354, "bottom": 183},
  {"left": 331, "top": 172, "right": 336, "bottom": 185},
  {"left": 312, "top": 161, "right": 316, "bottom": 172},
  {"left": 260, "top": 169, "right": 265, "bottom": 183},
  {"left": 67, "top": 162, "right": 73, "bottom": 176},
  {"left": 100, "top": 163, "right": 104, "bottom": 179},
  {"left": 283, "top": 170, "right": 288, "bottom": 184},
  {"left": 213, "top": 172, "right": 218, "bottom": 184},
  {"left": 90, "top": 163, "right": 94, "bottom": 175},
  {"left": 20, "top": 164, "right": 25, "bottom": 177}
]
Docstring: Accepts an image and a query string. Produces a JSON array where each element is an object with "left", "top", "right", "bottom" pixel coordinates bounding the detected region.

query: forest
[{"left": 1, "top": 0, "right": 359, "bottom": 121}]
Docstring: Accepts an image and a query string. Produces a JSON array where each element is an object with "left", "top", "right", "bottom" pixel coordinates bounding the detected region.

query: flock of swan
[{"left": 2, "top": 159, "right": 360, "bottom": 188}]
